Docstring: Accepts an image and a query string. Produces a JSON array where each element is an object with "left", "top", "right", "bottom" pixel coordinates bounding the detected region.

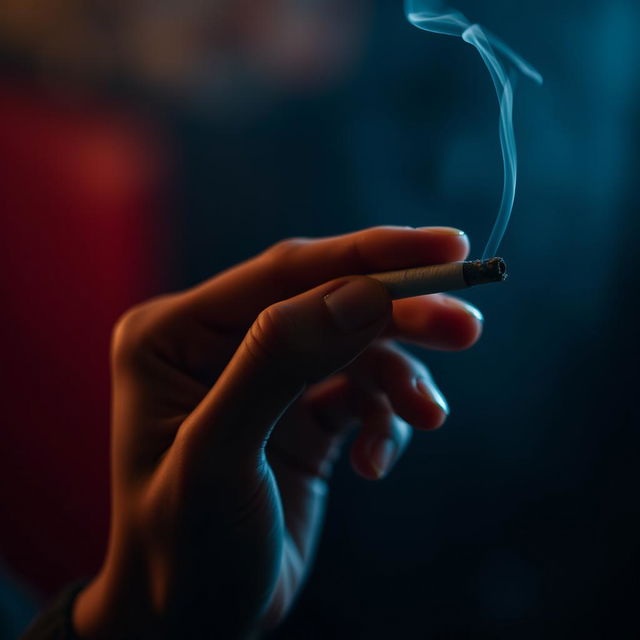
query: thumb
[{"left": 179, "top": 276, "right": 391, "bottom": 458}]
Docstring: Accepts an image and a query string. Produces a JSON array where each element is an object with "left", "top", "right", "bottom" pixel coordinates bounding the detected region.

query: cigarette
[{"left": 369, "top": 257, "right": 507, "bottom": 300}]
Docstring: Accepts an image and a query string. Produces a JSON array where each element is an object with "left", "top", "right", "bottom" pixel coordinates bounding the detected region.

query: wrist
[
  {"left": 72, "top": 569, "right": 131, "bottom": 639},
  {"left": 72, "top": 572, "right": 111, "bottom": 639},
  {"left": 72, "top": 560, "right": 264, "bottom": 639},
  {"left": 72, "top": 560, "right": 156, "bottom": 639}
]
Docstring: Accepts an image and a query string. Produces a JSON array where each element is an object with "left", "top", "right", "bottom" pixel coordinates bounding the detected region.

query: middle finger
[{"left": 385, "top": 293, "right": 484, "bottom": 350}]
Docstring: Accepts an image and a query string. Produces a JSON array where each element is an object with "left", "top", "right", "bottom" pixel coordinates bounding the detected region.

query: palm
[{"left": 131, "top": 323, "right": 348, "bottom": 628}]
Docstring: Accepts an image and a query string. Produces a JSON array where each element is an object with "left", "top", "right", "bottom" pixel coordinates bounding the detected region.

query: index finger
[{"left": 183, "top": 226, "right": 469, "bottom": 328}]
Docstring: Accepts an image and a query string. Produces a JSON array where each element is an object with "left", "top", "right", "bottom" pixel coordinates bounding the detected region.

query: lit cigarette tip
[
  {"left": 369, "top": 257, "right": 507, "bottom": 300},
  {"left": 462, "top": 257, "right": 507, "bottom": 287}
]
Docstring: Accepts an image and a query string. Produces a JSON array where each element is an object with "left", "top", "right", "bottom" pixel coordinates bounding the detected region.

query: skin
[{"left": 73, "top": 226, "right": 483, "bottom": 638}]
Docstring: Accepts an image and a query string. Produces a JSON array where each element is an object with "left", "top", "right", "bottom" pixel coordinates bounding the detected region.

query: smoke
[{"left": 404, "top": 2, "right": 543, "bottom": 259}]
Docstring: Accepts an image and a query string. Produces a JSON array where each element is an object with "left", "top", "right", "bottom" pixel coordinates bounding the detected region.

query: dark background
[{"left": 3, "top": 0, "right": 640, "bottom": 637}]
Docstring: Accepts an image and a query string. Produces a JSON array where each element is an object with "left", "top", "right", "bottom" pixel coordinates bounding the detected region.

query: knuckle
[
  {"left": 407, "top": 353, "right": 431, "bottom": 379},
  {"left": 265, "top": 237, "right": 310, "bottom": 265},
  {"left": 260, "top": 237, "right": 312, "bottom": 297},
  {"left": 246, "top": 303, "right": 298, "bottom": 365},
  {"left": 111, "top": 298, "right": 170, "bottom": 368}
]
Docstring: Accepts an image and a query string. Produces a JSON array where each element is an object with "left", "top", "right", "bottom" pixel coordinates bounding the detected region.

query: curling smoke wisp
[{"left": 405, "top": 2, "right": 543, "bottom": 259}]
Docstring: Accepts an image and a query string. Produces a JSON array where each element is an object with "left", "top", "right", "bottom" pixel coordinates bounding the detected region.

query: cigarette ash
[{"left": 463, "top": 257, "right": 508, "bottom": 287}]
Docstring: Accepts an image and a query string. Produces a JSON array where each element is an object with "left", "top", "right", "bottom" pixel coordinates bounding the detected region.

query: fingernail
[
  {"left": 417, "top": 226, "right": 466, "bottom": 236},
  {"left": 442, "top": 297, "right": 484, "bottom": 323},
  {"left": 324, "top": 278, "right": 389, "bottom": 332},
  {"left": 460, "top": 301, "right": 484, "bottom": 323},
  {"left": 370, "top": 438, "right": 398, "bottom": 479},
  {"left": 415, "top": 376, "right": 450, "bottom": 416}
]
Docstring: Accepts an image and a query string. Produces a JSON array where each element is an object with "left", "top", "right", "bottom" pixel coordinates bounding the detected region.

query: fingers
[
  {"left": 181, "top": 226, "right": 469, "bottom": 328},
  {"left": 267, "top": 374, "right": 357, "bottom": 479},
  {"left": 270, "top": 374, "right": 414, "bottom": 482},
  {"left": 386, "top": 293, "right": 484, "bottom": 350},
  {"left": 176, "top": 276, "right": 392, "bottom": 462},
  {"left": 122, "top": 227, "right": 472, "bottom": 385},
  {"left": 349, "top": 392, "right": 413, "bottom": 481},
  {"left": 348, "top": 342, "right": 449, "bottom": 431},
  {"left": 271, "top": 342, "right": 450, "bottom": 482}
]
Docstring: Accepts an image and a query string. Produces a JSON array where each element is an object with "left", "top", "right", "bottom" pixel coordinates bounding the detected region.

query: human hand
[{"left": 73, "top": 226, "right": 483, "bottom": 639}]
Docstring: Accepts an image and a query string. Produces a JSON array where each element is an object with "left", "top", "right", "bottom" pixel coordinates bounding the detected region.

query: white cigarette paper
[{"left": 369, "top": 258, "right": 506, "bottom": 300}]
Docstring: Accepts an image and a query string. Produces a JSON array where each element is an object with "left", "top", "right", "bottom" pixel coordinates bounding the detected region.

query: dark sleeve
[{"left": 21, "top": 582, "right": 86, "bottom": 640}]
